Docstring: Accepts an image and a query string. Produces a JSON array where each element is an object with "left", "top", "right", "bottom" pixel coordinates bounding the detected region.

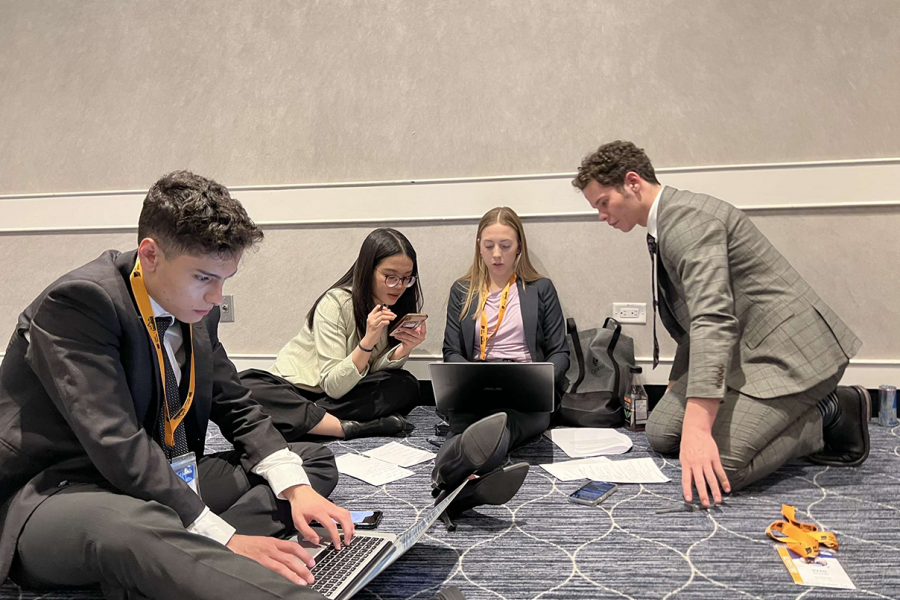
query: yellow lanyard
[
  {"left": 130, "top": 259, "right": 196, "bottom": 448},
  {"left": 766, "top": 504, "right": 838, "bottom": 558},
  {"left": 479, "top": 274, "right": 517, "bottom": 361}
]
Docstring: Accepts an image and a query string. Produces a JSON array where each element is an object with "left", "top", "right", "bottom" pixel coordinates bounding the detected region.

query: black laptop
[{"left": 428, "top": 362, "right": 555, "bottom": 413}]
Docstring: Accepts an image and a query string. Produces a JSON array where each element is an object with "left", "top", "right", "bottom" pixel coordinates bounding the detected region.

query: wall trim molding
[
  {"left": 2, "top": 158, "right": 900, "bottom": 235},
  {"left": 3, "top": 157, "right": 900, "bottom": 200},
  {"left": 221, "top": 353, "right": 900, "bottom": 389}
]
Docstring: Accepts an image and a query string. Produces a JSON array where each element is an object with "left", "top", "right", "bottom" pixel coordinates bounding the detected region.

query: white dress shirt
[
  {"left": 647, "top": 185, "right": 666, "bottom": 290},
  {"left": 149, "top": 297, "right": 310, "bottom": 545}
]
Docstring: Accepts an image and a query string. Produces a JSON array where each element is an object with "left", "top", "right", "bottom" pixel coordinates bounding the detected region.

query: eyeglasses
[{"left": 377, "top": 270, "right": 417, "bottom": 289}]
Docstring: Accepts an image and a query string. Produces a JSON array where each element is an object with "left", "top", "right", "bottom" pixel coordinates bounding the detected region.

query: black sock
[{"left": 817, "top": 391, "right": 841, "bottom": 429}]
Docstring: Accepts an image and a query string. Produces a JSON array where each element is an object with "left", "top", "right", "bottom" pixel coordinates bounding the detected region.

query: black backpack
[{"left": 557, "top": 317, "right": 636, "bottom": 428}]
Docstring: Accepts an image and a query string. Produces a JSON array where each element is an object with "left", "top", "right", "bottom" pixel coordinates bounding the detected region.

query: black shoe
[
  {"left": 340, "top": 414, "right": 410, "bottom": 440},
  {"left": 431, "top": 413, "right": 508, "bottom": 490},
  {"left": 446, "top": 462, "right": 529, "bottom": 519},
  {"left": 402, "top": 416, "right": 417, "bottom": 433},
  {"left": 809, "top": 385, "right": 871, "bottom": 467},
  {"left": 429, "top": 586, "right": 467, "bottom": 600}
]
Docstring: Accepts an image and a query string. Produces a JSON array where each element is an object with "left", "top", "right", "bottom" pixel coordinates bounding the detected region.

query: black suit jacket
[
  {"left": 442, "top": 277, "right": 570, "bottom": 394},
  {"left": 0, "top": 250, "right": 289, "bottom": 579}
]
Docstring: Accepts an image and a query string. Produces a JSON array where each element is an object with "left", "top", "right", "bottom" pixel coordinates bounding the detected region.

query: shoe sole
[
  {"left": 810, "top": 385, "right": 871, "bottom": 467},
  {"left": 470, "top": 462, "right": 529, "bottom": 506},
  {"left": 460, "top": 413, "right": 508, "bottom": 471}
]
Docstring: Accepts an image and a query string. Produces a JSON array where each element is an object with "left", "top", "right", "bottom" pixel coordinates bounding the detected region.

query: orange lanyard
[
  {"left": 766, "top": 504, "right": 838, "bottom": 558},
  {"left": 479, "top": 274, "right": 517, "bottom": 360},
  {"left": 130, "top": 259, "right": 196, "bottom": 448}
]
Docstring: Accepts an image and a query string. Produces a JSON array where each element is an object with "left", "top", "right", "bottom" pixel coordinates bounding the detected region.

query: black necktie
[
  {"left": 154, "top": 317, "right": 189, "bottom": 459},
  {"left": 646, "top": 233, "right": 660, "bottom": 369}
]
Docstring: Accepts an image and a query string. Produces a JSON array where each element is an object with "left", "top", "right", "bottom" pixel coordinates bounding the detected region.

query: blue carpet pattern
[{"left": 3, "top": 405, "right": 899, "bottom": 599}]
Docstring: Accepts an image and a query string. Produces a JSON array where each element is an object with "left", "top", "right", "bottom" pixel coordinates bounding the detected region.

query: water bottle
[
  {"left": 624, "top": 367, "right": 649, "bottom": 431},
  {"left": 878, "top": 385, "right": 899, "bottom": 427}
]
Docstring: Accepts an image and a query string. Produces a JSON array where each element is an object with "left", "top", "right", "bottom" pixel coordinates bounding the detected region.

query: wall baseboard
[
  {"left": 0, "top": 350, "right": 893, "bottom": 388},
  {"left": 224, "top": 354, "right": 900, "bottom": 389}
]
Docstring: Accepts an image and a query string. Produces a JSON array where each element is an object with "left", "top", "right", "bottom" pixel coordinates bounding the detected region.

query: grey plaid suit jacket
[{"left": 655, "top": 187, "right": 861, "bottom": 400}]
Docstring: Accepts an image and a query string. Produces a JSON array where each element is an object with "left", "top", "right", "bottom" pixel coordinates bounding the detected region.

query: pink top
[{"left": 474, "top": 282, "right": 532, "bottom": 362}]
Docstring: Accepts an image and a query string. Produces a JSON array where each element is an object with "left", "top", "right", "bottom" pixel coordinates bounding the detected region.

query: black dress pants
[
  {"left": 12, "top": 442, "right": 337, "bottom": 600},
  {"left": 240, "top": 369, "right": 420, "bottom": 442}
]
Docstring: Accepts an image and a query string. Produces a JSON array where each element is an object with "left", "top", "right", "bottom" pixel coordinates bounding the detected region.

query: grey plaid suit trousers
[{"left": 644, "top": 187, "right": 859, "bottom": 490}]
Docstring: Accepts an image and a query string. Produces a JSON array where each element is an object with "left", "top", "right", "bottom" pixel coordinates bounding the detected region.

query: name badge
[{"left": 171, "top": 452, "right": 201, "bottom": 496}]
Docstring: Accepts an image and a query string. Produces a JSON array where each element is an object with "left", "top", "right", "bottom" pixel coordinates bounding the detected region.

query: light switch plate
[{"left": 220, "top": 295, "right": 235, "bottom": 323}]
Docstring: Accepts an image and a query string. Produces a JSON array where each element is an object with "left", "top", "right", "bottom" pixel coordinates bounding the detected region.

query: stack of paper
[
  {"left": 363, "top": 441, "right": 436, "bottom": 467},
  {"left": 543, "top": 427, "right": 633, "bottom": 458},
  {"left": 335, "top": 453, "right": 414, "bottom": 486},
  {"left": 335, "top": 442, "right": 437, "bottom": 486},
  {"left": 540, "top": 456, "right": 669, "bottom": 483}
]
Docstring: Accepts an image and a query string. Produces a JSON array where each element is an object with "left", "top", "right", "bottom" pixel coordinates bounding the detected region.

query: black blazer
[
  {"left": 0, "top": 249, "right": 289, "bottom": 580},
  {"left": 442, "top": 277, "right": 570, "bottom": 394}
]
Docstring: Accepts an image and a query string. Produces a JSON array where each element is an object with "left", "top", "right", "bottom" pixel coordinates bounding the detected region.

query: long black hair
[{"left": 306, "top": 228, "right": 423, "bottom": 337}]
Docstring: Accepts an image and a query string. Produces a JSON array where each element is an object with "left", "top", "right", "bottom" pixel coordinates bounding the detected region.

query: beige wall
[
  {"left": 1, "top": 0, "right": 898, "bottom": 194},
  {"left": 1, "top": 1, "right": 899, "bottom": 383},
  {"left": 2, "top": 203, "right": 899, "bottom": 377}
]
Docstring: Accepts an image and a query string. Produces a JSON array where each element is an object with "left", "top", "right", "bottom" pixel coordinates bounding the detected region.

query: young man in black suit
[{"left": 0, "top": 171, "right": 358, "bottom": 599}]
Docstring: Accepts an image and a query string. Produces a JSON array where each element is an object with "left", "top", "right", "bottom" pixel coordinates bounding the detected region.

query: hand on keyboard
[
  {"left": 284, "top": 484, "right": 355, "bottom": 551},
  {"left": 227, "top": 533, "right": 317, "bottom": 585}
]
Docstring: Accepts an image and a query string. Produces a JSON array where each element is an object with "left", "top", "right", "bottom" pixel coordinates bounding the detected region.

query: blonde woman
[{"left": 431, "top": 207, "right": 569, "bottom": 525}]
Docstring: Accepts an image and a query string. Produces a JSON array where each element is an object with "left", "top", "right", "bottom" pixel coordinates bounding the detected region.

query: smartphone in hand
[{"left": 389, "top": 313, "right": 428, "bottom": 335}]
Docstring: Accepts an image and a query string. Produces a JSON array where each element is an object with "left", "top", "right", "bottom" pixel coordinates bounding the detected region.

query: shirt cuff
[
  {"left": 252, "top": 447, "right": 312, "bottom": 499},
  {"left": 385, "top": 344, "right": 409, "bottom": 365},
  {"left": 323, "top": 354, "right": 367, "bottom": 398},
  {"left": 187, "top": 506, "right": 236, "bottom": 546}
]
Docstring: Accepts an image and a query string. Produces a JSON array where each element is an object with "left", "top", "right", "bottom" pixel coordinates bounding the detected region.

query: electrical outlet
[
  {"left": 612, "top": 302, "right": 646, "bottom": 324},
  {"left": 220, "top": 295, "right": 235, "bottom": 323}
]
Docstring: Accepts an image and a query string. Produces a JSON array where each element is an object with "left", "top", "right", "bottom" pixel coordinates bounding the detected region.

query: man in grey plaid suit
[{"left": 572, "top": 141, "right": 870, "bottom": 507}]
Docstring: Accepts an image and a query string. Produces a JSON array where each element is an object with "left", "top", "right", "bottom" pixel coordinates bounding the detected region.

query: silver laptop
[
  {"left": 293, "top": 480, "right": 466, "bottom": 599},
  {"left": 429, "top": 361, "right": 555, "bottom": 413}
]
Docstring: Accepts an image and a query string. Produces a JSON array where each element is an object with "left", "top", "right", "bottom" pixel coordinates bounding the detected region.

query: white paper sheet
[
  {"left": 540, "top": 456, "right": 612, "bottom": 481},
  {"left": 363, "top": 441, "right": 436, "bottom": 467},
  {"left": 543, "top": 427, "right": 633, "bottom": 458},
  {"left": 541, "top": 456, "right": 669, "bottom": 483},
  {"left": 581, "top": 457, "right": 669, "bottom": 483},
  {"left": 335, "top": 453, "right": 415, "bottom": 486}
]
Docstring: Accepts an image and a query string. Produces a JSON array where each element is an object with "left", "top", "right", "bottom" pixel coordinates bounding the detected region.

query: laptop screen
[
  {"left": 394, "top": 480, "right": 465, "bottom": 553},
  {"left": 429, "top": 361, "right": 555, "bottom": 413}
]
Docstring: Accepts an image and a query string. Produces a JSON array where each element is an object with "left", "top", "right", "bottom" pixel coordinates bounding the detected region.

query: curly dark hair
[
  {"left": 572, "top": 140, "right": 660, "bottom": 190},
  {"left": 137, "top": 170, "right": 264, "bottom": 258}
]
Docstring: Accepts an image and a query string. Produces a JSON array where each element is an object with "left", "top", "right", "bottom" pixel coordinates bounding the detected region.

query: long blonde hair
[{"left": 458, "top": 207, "right": 544, "bottom": 321}]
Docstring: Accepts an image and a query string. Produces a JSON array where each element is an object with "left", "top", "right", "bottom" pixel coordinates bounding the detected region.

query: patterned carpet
[{"left": 3, "top": 405, "right": 899, "bottom": 599}]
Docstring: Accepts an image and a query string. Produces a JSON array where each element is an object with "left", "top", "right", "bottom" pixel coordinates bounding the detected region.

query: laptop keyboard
[{"left": 309, "top": 535, "right": 385, "bottom": 598}]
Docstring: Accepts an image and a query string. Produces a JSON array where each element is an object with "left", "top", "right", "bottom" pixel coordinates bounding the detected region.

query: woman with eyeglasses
[{"left": 240, "top": 228, "right": 425, "bottom": 441}]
